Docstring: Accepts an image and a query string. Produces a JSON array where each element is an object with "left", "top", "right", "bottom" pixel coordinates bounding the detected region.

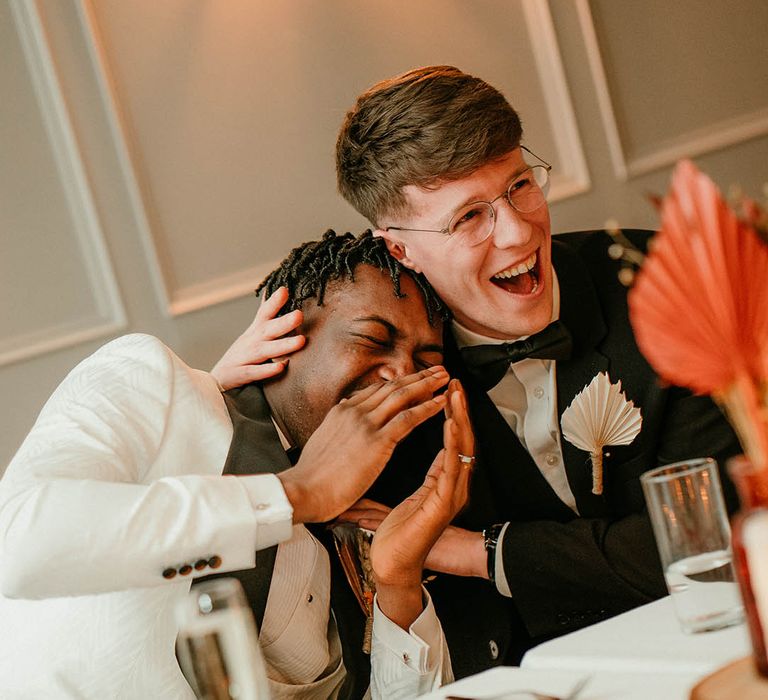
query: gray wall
[{"left": 2, "top": 0, "right": 768, "bottom": 471}]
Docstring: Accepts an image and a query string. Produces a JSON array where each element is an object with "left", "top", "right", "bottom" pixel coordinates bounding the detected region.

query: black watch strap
[{"left": 482, "top": 523, "right": 505, "bottom": 584}]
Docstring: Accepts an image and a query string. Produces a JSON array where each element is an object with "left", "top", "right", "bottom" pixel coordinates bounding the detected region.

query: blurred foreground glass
[
  {"left": 176, "top": 578, "right": 271, "bottom": 699},
  {"left": 641, "top": 458, "right": 744, "bottom": 633}
]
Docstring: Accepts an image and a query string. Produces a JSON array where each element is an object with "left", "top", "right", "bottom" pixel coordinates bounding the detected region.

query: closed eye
[
  {"left": 454, "top": 205, "right": 485, "bottom": 228},
  {"left": 351, "top": 334, "right": 392, "bottom": 348},
  {"left": 416, "top": 352, "right": 444, "bottom": 369}
]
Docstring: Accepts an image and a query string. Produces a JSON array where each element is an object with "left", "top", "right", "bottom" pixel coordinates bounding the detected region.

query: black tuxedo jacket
[
  {"left": 370, "top": 230, "right": 741, "bottom": 678},
  {"left": 201, "top": 383, "right": 370, "bottom": 700}
]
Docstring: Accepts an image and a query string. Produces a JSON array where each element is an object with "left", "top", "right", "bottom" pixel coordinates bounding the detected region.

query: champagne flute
[{"left": 176, "top": 578, "right": 271, "bottom": 699}]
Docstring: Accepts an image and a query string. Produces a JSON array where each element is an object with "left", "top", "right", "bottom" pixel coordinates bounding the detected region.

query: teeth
[{"left": 493, "top": 252, "right": 537, "bottom": 279}]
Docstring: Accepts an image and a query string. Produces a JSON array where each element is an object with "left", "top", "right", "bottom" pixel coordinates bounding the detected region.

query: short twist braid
[{"left": 255, "top": 229, "right": 448, "bottom": 324}]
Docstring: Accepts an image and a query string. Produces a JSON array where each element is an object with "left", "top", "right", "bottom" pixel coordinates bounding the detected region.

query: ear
[{"left": 373, "top": 228, "right": 422, "bottom": 273}]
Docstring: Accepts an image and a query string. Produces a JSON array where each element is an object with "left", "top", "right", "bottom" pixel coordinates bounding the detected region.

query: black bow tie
[{"left": 459, "top": 320, "right": 573, "bottom": 391}]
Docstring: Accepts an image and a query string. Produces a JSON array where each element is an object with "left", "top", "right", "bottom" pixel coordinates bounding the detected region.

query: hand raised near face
[
  {"left": 211, "top": 287, "right": 307, "bottom": 391},
  {"left": 278, "top": 367, "right": 450, "bottom": 524},
  {"left": 366, "top": 379, "right": 473, "bottom": 587},
  {"left": 345, "top": 380, "right": 473, "bottom": 629}
]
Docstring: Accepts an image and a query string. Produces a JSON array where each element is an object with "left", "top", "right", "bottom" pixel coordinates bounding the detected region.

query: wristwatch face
[
  {"left": 483, "top": 523, "right": 504, "bottom": 550},
  {"left": 483, "top": 523, "right": 505, "bottom": 584}
]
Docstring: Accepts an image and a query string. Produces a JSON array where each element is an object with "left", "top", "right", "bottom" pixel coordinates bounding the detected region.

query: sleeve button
[
  {"left": 162, "top": 568, "right": 177, "bottom": 579},
  {"left": 208, "top": 555, "right": 222, "bottom": 569},
  {"left": 194, "top": 559, "right": 208, "bottom": 571},
  {"left": 179, "top": 564, "right": 193, "bottom": 576}
]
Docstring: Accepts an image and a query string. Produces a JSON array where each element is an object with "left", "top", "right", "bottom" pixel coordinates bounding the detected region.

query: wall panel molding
[
  {"left": 74, "top": 0, "right": 591, "bottom": 317},
  {"left": 525, "top": 0, "right": 590, "bottom": 200},
  {"left": 1, "top": 0, "right": 126, "bottom": 367},
  {"left": 76, "top": 0, "right": 280, "bottom": 318},
  {"left": 577, "top": 0, "right": 768, "bottom": 181},
  {"left": 169, "top": 260, "right": 280, "bottom": 317},
  {"left": 75, "top": 0, "right": 175, "bottom": 316}
]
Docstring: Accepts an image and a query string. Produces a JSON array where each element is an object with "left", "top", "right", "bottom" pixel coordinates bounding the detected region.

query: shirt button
[
  {"left": 254, "top": 503, "right": 269, "bottom": 511},
  {"left": 488, "top": 639, "right": 499, "bottom": 660},
  {"left": 545, "top": 453, "right": 559, "bottom": 466},
  {"left": 533, "top": 386, "right": 545, "bottom": 399},
  {"left": 402, "top": 652, "right": 410, "bottom": 663}
]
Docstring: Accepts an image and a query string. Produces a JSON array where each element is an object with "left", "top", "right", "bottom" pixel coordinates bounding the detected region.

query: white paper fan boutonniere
[{"left": 561, "top": 372, "right": 642, "bottom": 495}]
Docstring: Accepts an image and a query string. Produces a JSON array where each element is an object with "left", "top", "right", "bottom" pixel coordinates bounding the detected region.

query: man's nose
[
  {"left": 376, "top": 355, "right": 416, "bottom": 381},
  {"left": 491, "top": 200, "right": 533, "bottom": 248}
]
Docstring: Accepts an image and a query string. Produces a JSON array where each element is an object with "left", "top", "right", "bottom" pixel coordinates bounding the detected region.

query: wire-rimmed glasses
[{"left": 384, "top": 146, "right": 551, "bottom": 247}]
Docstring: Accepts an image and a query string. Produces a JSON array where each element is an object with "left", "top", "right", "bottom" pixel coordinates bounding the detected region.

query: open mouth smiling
[{"left": 490, "top": 250, "right": 541, "bottom": 295}]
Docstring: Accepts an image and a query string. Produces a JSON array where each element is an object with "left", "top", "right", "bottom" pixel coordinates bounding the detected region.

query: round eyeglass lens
[
  {"left": 446, "top": 165, "right": 551, "bottom": 245},
  {"left": 507, "top": 166, "right": 549, "bottom": 213},
  {"left": 448, "top": 202, "right": 495, "bottom": 244}
]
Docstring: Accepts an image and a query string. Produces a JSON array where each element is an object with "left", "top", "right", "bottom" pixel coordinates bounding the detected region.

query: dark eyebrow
[
  {"left": 351, "top": 316, "right": 444, "bottom": 354},
  {"left": 417, "top": 343, "right": 445, "bottom": 356},
  {"left": 351, "top": 316, "right": 399, "bottom": 335},
  {"left": 451, "top": 163, "right": 532, "bottom": 214}
]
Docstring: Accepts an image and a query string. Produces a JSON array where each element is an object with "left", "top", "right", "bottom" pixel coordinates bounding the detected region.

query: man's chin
[{"left": 488, "top": 297, "right": 554, "bottom": 339}]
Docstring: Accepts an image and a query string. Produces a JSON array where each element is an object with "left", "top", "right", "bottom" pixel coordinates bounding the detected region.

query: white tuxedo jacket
[{"left": 0, "top": 334, "right": 294, "bottom": 698}]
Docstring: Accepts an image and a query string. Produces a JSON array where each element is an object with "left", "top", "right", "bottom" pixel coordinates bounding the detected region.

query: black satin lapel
[
  {"left": 221, "top": 384, "right": 293, "bottom": 477},
  {"left": 552, "top": 240, "right": 610, "bottom": 517},
  {"left": 202, "top": 383, "right": 293, "bottom": 630},
  {"left": 445, "top": 331, "right": 573, "bottom": 521}
]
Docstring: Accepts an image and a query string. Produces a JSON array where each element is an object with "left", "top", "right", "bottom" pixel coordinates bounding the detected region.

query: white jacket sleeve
[{"left": 0, "top": 334, "right": 292, "bottom": 599}]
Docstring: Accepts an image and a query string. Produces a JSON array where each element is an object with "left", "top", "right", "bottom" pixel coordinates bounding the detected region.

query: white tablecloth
[
  {"left": 421, "top": 596, "right": 750, "bottom": 699},
  {"left": 522, "top": 595, "right": 749, "bottom": 675}
]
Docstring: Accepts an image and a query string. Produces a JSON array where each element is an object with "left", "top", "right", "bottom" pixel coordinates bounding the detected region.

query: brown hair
[{"left": 336, "top": 65, "right": 523, "bottom": 226}]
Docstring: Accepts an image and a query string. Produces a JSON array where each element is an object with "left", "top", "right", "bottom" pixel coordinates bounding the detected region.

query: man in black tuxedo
[{"left": 331, "top": 65, "right": 741, "bottom": 677}]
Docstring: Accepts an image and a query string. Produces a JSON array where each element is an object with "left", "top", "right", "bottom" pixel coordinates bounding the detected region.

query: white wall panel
[
  {"left": 82, "top": 0, "right": 588, "bottom": 316},
  {"left": 580, "top": 0, "right": 768, "bottom": 179},
  {"left": 0, "top": 0, "right": 125, "bottom": 367}
]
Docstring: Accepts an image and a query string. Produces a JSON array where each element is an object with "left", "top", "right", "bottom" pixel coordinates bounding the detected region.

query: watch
[{"left": 482, "top": 523, "right": 505, "bottom": 584}]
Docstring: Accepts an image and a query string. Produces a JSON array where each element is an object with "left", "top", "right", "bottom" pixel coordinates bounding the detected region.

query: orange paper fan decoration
[{"left": 628, "top": 160, "right": 768, "bottom": 465}]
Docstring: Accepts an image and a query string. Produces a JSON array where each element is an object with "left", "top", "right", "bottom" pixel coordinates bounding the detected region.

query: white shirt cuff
[
  {"left": 372, "top": 587, "right": 441, "bottom": 673},
  {"left": 238, "top": 473, "right": 294, "bottom": 549},
  {"left": 494, "top": 522, "right": 513, "bottom": 598}
]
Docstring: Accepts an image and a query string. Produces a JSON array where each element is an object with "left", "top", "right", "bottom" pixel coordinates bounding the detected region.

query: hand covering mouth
[{"left": 490, "top": 250, "right": 540, "bottom": 294}]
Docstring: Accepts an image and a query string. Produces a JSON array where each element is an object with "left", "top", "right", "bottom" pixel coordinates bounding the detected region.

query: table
[{"left": 421, "top": 597, "right": 751, "bottom": 699}]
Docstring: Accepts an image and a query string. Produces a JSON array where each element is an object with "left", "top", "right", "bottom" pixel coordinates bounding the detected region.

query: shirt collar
[{"left": 271, "top": 417, "right": 293, "bottom": 451}]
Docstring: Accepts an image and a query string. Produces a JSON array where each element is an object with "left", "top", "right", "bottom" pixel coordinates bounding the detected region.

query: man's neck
[{"left": 262, "top": 383, "right": 296, "bottom": 449}]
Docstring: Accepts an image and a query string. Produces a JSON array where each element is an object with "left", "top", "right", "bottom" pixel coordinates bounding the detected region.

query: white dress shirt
[{"left": 452, "top": 273, "right": 578, "bottom": 597}]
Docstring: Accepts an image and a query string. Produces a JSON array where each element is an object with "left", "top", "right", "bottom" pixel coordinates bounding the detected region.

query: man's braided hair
[{"left": 256, "top": 229, "right": 448, "bottom": 324}]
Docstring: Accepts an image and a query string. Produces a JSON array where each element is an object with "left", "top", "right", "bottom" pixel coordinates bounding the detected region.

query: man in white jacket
[{"left": 0, "top": 231, "right": 472, "bottom": 699}]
